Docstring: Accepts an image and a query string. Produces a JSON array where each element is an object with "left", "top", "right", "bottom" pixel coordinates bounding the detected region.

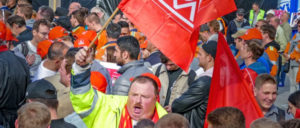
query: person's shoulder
[{"left": 51, "top": 119, "right": 76, "bottom": 128}]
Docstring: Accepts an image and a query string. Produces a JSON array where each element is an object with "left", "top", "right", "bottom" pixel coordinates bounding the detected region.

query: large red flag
[
  {"left": 204, "top": 33, "right": 263, "bottom": 128},
  {"left": 118, "top": 0, "right": 236, "bottom": 72}
]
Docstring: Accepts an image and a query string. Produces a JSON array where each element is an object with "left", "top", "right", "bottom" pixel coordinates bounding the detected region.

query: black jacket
[
  {"left": 172, "top": 76, "right": 212, "bottom": 128},
  {"left": 226, "top": 19, "right": 250, "bottom": 45},
  {"left": 0, "top": 50, "right": 30, "bottom": 128},
  {"left": 12, "top": 28, "right": 33, "bottom": 46}
]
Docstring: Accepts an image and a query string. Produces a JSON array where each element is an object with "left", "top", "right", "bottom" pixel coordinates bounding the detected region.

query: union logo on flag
[{"left": 154, "top": 0, "right": 202, "bottom": 32}]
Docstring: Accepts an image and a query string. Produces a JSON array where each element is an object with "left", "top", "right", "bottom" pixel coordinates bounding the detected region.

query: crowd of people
[{"left": 1, "top": 0, "right": 300, "bottom": 128}]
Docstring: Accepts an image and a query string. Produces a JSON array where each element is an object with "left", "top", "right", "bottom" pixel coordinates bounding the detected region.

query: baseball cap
[
  {"left": 49, "top": 26, "right": 69, "bottom": 40},
  {"left": 74, "top": 38, "right": 90, "bottom": 48},
  {"left": 240, "top": 28, "right": 262, "bottom": 40},
  {"left": 37, "top": 40, "right": 54, "bottom": 59},
  {"left": 26, "top": 79, "right": 57, "bottom": 99},
  {"left": 202, "top": 40, "right": 218, "bottom": 59},
  {"left": 236, "top": 8, "right": 245, "bottom": 16},
  {"left": 232, "top": 29, "right": 247, "bottom": 38}
]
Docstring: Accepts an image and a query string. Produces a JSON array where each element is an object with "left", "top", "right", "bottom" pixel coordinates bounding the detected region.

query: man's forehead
[{"left": 130, "top": 81, "right": 155, "bottom": 91}]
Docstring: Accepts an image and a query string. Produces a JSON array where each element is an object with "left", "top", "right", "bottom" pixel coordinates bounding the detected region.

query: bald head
[{"left": 68, "top": 2, "right": 81, "bottom": 16}]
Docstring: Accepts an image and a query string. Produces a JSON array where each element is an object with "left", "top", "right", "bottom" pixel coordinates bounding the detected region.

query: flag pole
[{"left": 88, "top": 7, "right": 119, "bottom": 49}]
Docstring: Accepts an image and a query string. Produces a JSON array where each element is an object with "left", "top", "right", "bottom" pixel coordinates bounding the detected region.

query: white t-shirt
[{"left": 33, "top": 60, "right": 57, "bottom": 81}]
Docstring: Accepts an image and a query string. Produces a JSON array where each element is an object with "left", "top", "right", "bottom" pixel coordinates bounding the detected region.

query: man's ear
[
  {"left": 32, "top": 29, "right": 38, "bottom": 36},
  {"left": 254, "top": 87, "right": 258, "bottom": 97},
  {"left": 122, "top": 50, "right": 129, "bottom": 60}
]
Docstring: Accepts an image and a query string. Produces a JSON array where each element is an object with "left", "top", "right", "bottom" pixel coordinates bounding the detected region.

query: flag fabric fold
[
  {"left": 118, "top": 0, "right": 236, "bottom": 72},
  {"left": 204, "top": 33, "right": 263, "bottom": 128}
]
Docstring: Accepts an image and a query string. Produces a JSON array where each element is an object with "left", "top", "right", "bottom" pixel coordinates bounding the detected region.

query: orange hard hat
[
  {"left": 49, "top": 26, "right": 68, "bottom": 40},
  {"left": 75, "top": 30, "right": 97, "bottom": 42},
  {"left": 240, "top": 28, "right": 263, "bottom": 40},
  {"left": 37, "top": 40, "right": 53, "bottom": 59},
  {"left": 74, "top": 38, "right": 90, "bottom": 48}
]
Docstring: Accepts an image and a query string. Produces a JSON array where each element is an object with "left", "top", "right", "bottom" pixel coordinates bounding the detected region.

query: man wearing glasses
[{"left": 13, "top": 19, "right": 51, "bottom": 78}]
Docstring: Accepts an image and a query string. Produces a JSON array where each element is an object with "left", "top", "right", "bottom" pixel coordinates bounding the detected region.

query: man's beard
[{"left": 116, "top": 59, "right": 124, "bottom": 66}]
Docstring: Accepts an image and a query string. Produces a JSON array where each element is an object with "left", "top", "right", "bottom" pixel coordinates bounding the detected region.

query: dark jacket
[
  {"left": 226, "top": 19, "right": 250, "bottom": 44},
  {"left": 0, "top": 49, "right": 30, "bottom": 128},
  {"left": 13, "top": 28, "right": 33, "bottom": 46},
  {"left": 144, "top": 51, "right": 161, "bottom": 66},
  {"left": 110, "top": 61, "right": 152, "bottom": 95},
  {"left": 172, "top": 76, "right": 211, "bottom": 128}
]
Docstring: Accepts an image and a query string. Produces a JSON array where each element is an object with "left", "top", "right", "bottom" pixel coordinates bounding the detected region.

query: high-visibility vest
[{"left": 249, "top": 9, "right": 265, "bottom": 26}]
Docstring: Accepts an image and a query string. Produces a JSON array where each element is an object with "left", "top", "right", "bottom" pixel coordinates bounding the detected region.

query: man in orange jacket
[
  {"left": 261, "top": 24, "right": 281, "bottom": 77},
  {"left": 70, "top": 9, "right": 86, "bottom": 36}
]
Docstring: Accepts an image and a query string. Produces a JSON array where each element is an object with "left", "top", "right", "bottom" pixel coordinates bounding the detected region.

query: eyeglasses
[{"left": 39, "top": 32, "right": 49, "bottom": 36}]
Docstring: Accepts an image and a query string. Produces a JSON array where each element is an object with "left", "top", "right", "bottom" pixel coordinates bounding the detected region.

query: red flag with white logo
[{"left": 118, "top": 0, "right": 236, "bottom": 71}]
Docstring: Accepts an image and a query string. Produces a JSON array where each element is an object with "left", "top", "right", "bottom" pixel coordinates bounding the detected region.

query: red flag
[
  {"left": 204, "top": 33, "right": 263, "bottom": 128},
  {"left": 118, "top": 0, "right": 236, "bottom": 72}
]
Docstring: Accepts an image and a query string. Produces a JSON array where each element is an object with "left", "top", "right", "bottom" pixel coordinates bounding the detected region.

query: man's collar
[{"left": 265, "top": 105, "right": 278, "bottom": 116}]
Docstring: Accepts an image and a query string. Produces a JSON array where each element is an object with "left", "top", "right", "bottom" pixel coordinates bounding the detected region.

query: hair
[
  {"left": 38, "top": 6, "right": 54, "bottom": 22},
  {"left": 47, "top": 41, "right": 68, "bottom": 60},
  {"left": 106, "top": 46, "right": 116, "bottom": 63},
  {"left": 261, "top": 24, "right": 276, "bottom": 40},
  {"left": 155, "top": 113, "right": 189, "bottom": 128},
  {"left": 69, "top": 2, "right": 81, "bottom": 10},
  {"left": 257, "top": 19, "right": 268, "bottom": 25},
  {"left": 207, "top": 107, "right": 245, "bottom": 128},
  {"left": 18, "top": 0, "right": 32, "bottom": 5},
  {"left": 130, "top": 75, "right": 159, "bottom": 95},
  {"left": 250, "top": 118, "right": 282, "bottom": 128},
  {"left": 17, "top": 102, "right": 51, "bottom": 128},
  {"left": 272, "top": 16, "right": 281, "bottom": 25},
  {"left": 297, "top": 20, "right": 300, "bottom": 25},
  {"left": 32, "top": 19, "right": 51, "bottom": 31},
  {"left": 160, "top": 53, "right": 170, "bottom": 64},
  {"left": 0, "top": 9, "right": 12, "bottom": 22},
  {"left": 30, "top": 98, "right": 58, "bottom": 110},
  {"left": 118, "top": 21, "right": 129, "bottom": 28},
  {"left": 0, "top": 0, "right": 7, "bottom": 5},
  {"left": 106, "top": 23, "right": 121, "bottom": 39},
  {"left": 266, "top": 14, "right": 275, "bottom": 22},
  {"left": 208, "top": 20, "right": 220, "bottom": 33},
  {"left": 253, "top": 2, "right": 259, "bottom": 7},
  {"left": 90, "top": 6, "right": 108, "bottom": 25},
  {"left": 280, "top": 119, "right": 300, "bottom": 128},
  {"left": 64, "top": 48, "right": 79, "bottom": 74},
  {"left": 135, "top": 119, "right": 155, "bottom": 128},
  {"left": 288, "top": 90, "right": 300, "bottom": 108},
  {"left": 71, "top": 8, "right": 87, "bottom": 25},
  {"left": 255, "top": 74, "right": 277, "bottom": 89},
  {"left": 17, "top": 4, "right": 33, "bottom": 19},
  {"left": 85, "top": 12, "right": 101, "bottom": 24},
  {"left": 6, "top": 15, "right": 26, "bottom": 28},
  {"left": 117, "top": 36, "right": 140, "bottom": 60},
  {"left": 245, "top": 39, "right": 264, "bottom": 60}
]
